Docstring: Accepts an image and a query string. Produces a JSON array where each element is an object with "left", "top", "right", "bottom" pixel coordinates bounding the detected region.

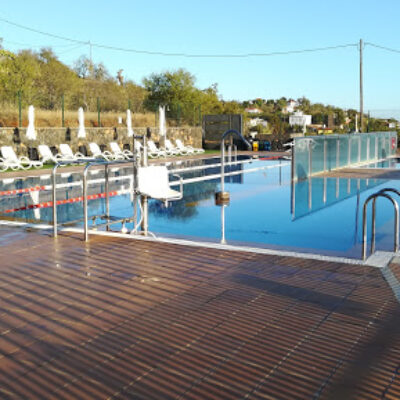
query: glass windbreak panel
[
  {"left": 360, "top": 134, "right": 368, "bottom": 161},
  {"left": 293, "top": 138, "right": 309, "bottom": 180},
  {"left": 391, "top": 132, "right": 398, "bottom": 156},
  {"left": 326, "top": 137, "right": 338, "bottom": 171},
  {"left": 379, "top": 136, "right": 387, "bottom": 159},
  {"left": 350, "top": 136, "right": 360, "bottom": 164},
  {"left": 339, "top": 136, "right": 349, "bottom": 167},
  {"left": 368, "top": 134, "right": 376, "bottom": 160},
  {"left": 311, "top": 137, "right": 325, "bottom": 174}
]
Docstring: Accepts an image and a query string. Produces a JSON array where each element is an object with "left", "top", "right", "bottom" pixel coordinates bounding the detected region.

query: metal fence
[{"left": 292, "top": 131, "right": 398, "bottom": 181}]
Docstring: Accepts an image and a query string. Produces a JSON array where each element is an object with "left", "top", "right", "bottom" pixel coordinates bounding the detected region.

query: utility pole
[{"left": 359, "top": 38, "right": 364, "bottom": 133}]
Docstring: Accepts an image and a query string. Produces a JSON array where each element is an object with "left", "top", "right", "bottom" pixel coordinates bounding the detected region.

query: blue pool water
[{"left": 1, "top": 156, "right": 399, "bottom": 259}]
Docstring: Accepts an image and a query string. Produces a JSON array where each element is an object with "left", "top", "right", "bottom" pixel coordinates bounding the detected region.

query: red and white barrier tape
[
  {"left": 1, "top": 189, "right": 127, "bottom": 214},
  {"left": 0, "top": 185, "right": 46, "bottom": 197}
]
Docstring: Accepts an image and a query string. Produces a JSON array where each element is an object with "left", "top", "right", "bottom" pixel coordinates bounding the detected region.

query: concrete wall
[{"left": 0, "top": 127, "right": 203, "bottom": 157}]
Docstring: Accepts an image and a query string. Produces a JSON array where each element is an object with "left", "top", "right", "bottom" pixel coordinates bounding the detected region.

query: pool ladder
[{"left": 362, "top": 188, "right": 400, "bottom": 260}]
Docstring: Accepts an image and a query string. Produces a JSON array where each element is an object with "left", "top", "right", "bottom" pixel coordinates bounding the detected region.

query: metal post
[
  {"left": 83, "top": 166, "right": 90, "bottom": 241},
  {"left": 61, "top": 94, "right": 65, "bottom": 128},
  {"left": 308, "top": 139, "right": 312, "bottom": 178},
  {"left": 221, "top": 205, "right": 226, "bottom": 244},
  {"left": 97, "top": 97, "right": 101, "bottom": 127},
  {"left": 52, "top": 165, "right": 59, "bottom": 237},
  {"left": 105, "top": 164, "right": 110, "bottom": 231},
  {"left": 323, "top": 138, "right": 327, "bottom": 171},
  {"left": 360, "top": 39, "right": 364, "bottom": 132},
  {"left": 18, "top": 90, "right": 22, "bottom": 127},
  {"left": 291, "top": 138, "right": 296, "bottom": 181}
]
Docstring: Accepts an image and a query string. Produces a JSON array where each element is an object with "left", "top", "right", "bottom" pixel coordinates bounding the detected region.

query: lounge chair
[
  {"left": 147, "top": 140, "right": 168, "bottom": 158},
  {"left": 175, "top": 139, "right": 204, "bottom": 155},
  {"left": 109, "top": 142, "right": 134, "bottom": 160},
  {"left": 137, "top": 165, "right": 183, "bottom": 204},
  {"left": 89, "top": 143, "right": 120, "bottom": 161},
  {"left": 59, "top": 144, "right": 93, "bottom": 161},
  {"left": 165, "top": 139, "right": 182, "bottom": 156},
  {"left": 0, "top": 146, "right": 43, "bottom": 171},
  {"left": 38, "top": 144, "right": 72, "bottom": 163}
]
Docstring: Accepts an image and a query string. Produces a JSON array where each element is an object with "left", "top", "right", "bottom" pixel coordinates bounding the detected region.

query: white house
[
  {"left": 285, "top": 99, "right": 298, "bottom": 113},
  {"left": 289, "top": 111, "right": 312, "bottom": 127},
  {"left": 245, "top": 107, "right": 262, "bottom": 114},
  {"left": 247, "top": 117, "right": 268, "bottom": 128}
]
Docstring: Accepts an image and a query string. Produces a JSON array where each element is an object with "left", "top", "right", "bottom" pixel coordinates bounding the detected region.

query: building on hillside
[
  {"left": 245, "top": 107, "right": 262, "bottom": 114},
  {"left": 289, "top": 111, "right": 312, "bottom": 127},
  {"left": 247, "top": 117, "right": 268, "bottom": 128},
  {"left": 283, "top": 99, "right": 298, "bottom": 114}
]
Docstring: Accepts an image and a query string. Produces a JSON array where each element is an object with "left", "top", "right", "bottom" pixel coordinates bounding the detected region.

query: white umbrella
[
  {"left": 78, "top": 107, "right": 86, "bottom": 138},
  {"left": 159, "top": 105, "right": 166, "bottom": 142},
  {"left": 26, "top": 105, "right": 37, "bottom": 140},
  {"left": 127, "top": 109, "right": 134, "bottom": 137}
]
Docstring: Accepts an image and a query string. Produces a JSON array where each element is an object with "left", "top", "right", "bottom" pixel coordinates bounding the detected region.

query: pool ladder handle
[{"left": 361, "top": 188, "right": 400, "bottom": 260}]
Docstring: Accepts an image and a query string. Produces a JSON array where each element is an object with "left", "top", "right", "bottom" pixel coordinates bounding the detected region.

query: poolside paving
[
  {"left": 321, "top": 167, "right": 400, "bottom": 180},
  {"left": 0, "top": 226, "right": 399, "bottom": 399}
]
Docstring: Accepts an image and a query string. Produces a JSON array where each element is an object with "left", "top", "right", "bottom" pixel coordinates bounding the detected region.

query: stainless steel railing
[
  {"left": 52, "top": 158, "right": 136, "bottom": 240},
  {"left": 361, "top": 189, "right": 400, "bottom": 260}
]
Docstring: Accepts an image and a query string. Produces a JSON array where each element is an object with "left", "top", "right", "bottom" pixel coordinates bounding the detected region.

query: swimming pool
[{"left": 1, "top": 156, "right": 399, "bottom": 259}]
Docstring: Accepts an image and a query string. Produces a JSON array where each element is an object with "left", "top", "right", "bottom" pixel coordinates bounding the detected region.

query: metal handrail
[
  {"left": 52, "top": 158, "right": 136, "bottom": 240},
  {"left": 371, "top": 188, "right": 400, "bottom": 253},
  {"left": 362, "top": 191, "right": 399, "bottom": 260},
  {"left": 82, "top": 159, "right": 136, "bottom": 241},
  {"left": 220, "top": 129, "right": 251, "bottom": 193},
  {"left": 52, "top": 158, "right": 97, "bottom": 238}
]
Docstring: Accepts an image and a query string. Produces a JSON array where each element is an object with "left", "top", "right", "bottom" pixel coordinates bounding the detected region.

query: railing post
[
  {"left": 323, "top": 138, "right": 327, "bottom": 171},
  {"left": 105, "top": 164, "right": 110, "bottom": 231},
  {"left": 83, "top": 165, "right": 90, "bottom": 241},
  {"left": 308, "top": 139, "right": 312, "bottom": 177},
  {"left": 52, "top": 164, "right": 59, "bottom": 238}
]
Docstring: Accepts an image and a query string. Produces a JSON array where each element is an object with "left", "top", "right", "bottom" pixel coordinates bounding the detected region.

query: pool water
[{"left": 1, "top": 156, "right": 399, "bottom": 259}]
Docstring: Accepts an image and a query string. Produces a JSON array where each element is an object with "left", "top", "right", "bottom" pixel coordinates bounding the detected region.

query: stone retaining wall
[{"left": 0, "top": 127, "right": 202, "bottom": 157}]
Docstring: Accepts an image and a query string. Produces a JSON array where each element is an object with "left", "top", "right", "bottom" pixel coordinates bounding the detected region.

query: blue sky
[{"left": 1, "top": 0, "right": 400, "bottom": 114}]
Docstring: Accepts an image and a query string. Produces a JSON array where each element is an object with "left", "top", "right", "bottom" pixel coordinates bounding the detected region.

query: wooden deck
[
  {"left": 0, "top": 226, "right": 399, "bottom": 399},
  {"left": 320, "top": 167, "right": 400, "bottom": 180}
]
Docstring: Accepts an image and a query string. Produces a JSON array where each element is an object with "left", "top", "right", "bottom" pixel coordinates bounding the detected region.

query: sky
[{"left": 1, "top": 0, "right": 400, "bottom": 115}]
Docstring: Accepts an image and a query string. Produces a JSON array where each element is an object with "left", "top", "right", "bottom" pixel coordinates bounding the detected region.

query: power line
[
  {"left": 0, "top": 16, "right": 358, "bottom": 58},
  {"left": 365, "top": 42, "right": 400, "bottom": 54}
]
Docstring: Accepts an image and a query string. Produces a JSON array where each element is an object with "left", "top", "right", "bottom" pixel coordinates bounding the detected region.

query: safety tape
[{"left": 1, "top": 190, "right": 124, "bottom": 214}]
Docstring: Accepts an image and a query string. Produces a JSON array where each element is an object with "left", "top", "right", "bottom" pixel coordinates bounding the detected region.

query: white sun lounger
[
  {"left": 147, "top": 140, "right": 168, "bottom": 158},
  {"left": 175, "top": 139, "right": 204, "bottom": 155},
  {"left": 165, "top": 139, "right": 182, "bottom": 156},
  {"left": 109, "top": 142, "right": 135, "bottom": 160},
  {"left": 38, "top": 144, "right": 73, "bottom": 164},
  {"left": 89, "top": 143, "right": 121, "bottom": 161},
  {"left": 0, "top": 146, "right": 43, "bottom": 171},
  {"left": 59, "top": 144, "right": 93, "bottom": 161}
]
